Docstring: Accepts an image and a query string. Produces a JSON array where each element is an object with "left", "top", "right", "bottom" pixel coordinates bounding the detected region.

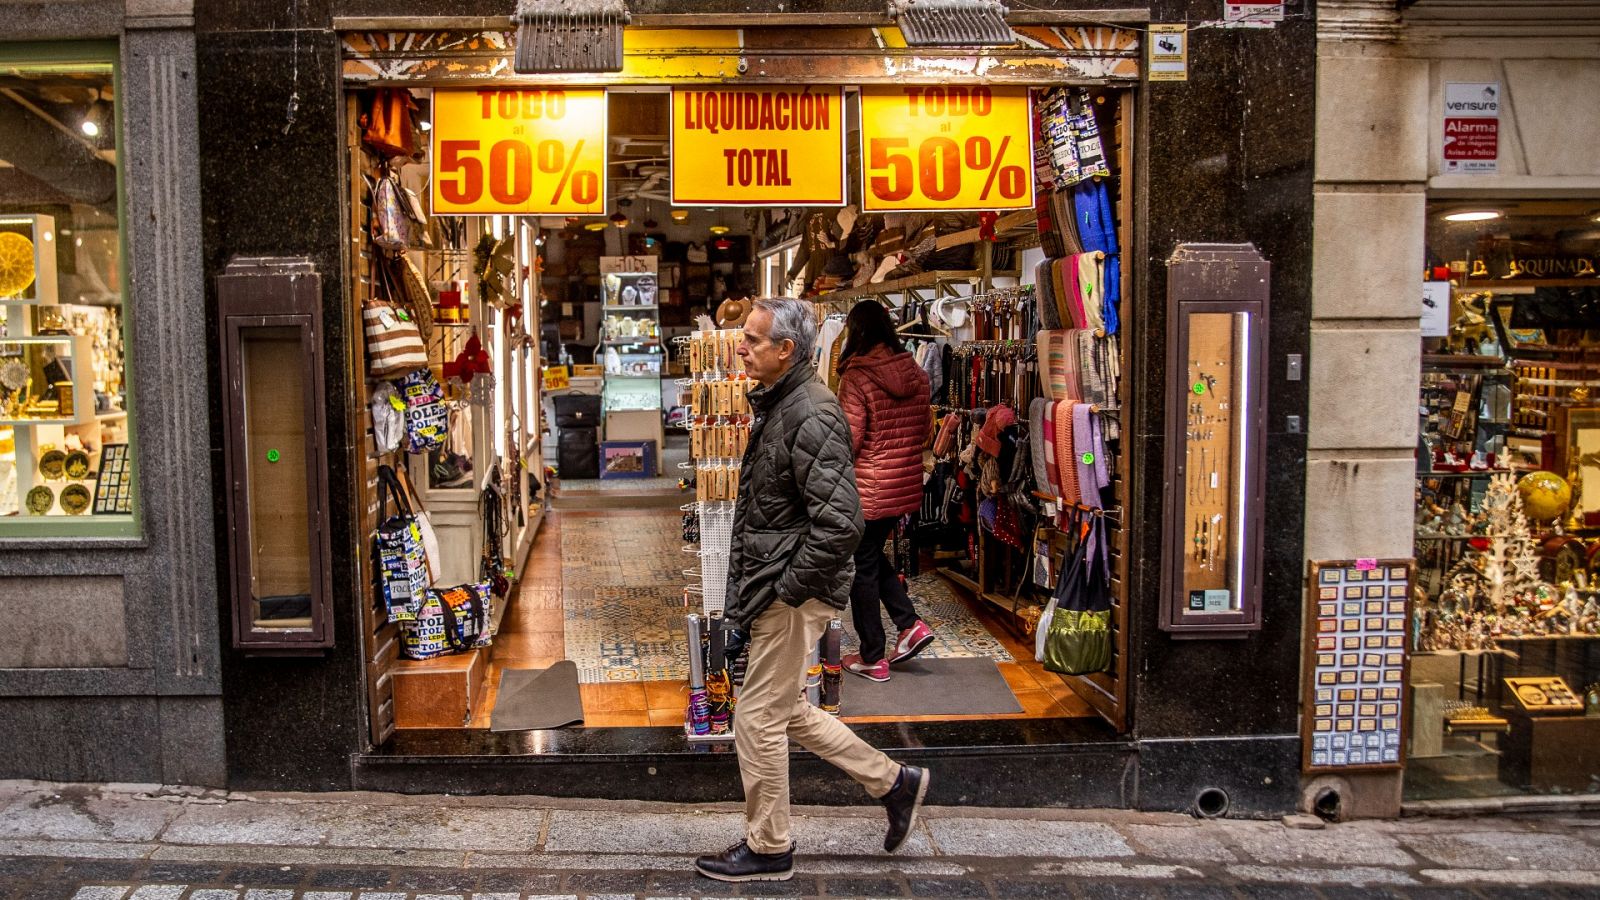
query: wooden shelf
[
  {"left": 814, "top": 269, "right": 1015, "bottom": 306},
  {"left": 934, "top": 210, "right": 1037, "bottom": 249}
]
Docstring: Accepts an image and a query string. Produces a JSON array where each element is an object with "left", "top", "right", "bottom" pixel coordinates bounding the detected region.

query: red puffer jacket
[{"left": 838, "top": 346, "right": 931, "bottom": 520}]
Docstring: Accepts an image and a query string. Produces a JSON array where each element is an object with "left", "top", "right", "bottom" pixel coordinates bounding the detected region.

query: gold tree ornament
[{"left": 0, "top": 232, "right": 36, "bottom": 298}]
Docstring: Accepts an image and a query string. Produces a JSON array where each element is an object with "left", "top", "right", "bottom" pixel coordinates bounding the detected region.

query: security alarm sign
[
  {"left": 672, "top": 87, "right": 845, "bottom": 206},
  {"left": 858, "top": 85, "right": 1034, "bottom": 212},
  {"left": 432, "top": 89, "right": 608, "bottom": 215},
  {"left": 1442, "top": 82, "right": 1499, "bottom": 174}
]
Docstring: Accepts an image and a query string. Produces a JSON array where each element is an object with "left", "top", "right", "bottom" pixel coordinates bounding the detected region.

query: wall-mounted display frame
[{"left": 1160, "top": 244, "right": 1269, "bottom": 637}]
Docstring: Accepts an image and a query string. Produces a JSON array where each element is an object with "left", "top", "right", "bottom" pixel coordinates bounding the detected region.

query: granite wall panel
[
  {"left": 0, "top": 576, "right": 127, "bottom": 668},
  {"left": 0, "top": 697, "right": 163, "bottom": 783},
  {"left": 1128, "top": 5, "right": 1314, "bottom": 746},
  {"left": 198, "top": 26, "right": 367, "bottom": 792}
]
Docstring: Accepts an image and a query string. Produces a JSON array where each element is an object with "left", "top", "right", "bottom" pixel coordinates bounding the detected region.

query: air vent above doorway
[
  {"left": 512, "top": 0, "right": 630, "bottom": 74},
  {"left": 891, "top": 0, "right": 1016, "bottom": 47}
]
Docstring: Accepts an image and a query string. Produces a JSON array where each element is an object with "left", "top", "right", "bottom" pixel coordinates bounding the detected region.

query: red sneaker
[
  {"left": 843, "top": 653, "right": 890, "bottom": 682},
  {"left": 888, "top": 620, "right": 935, "bottom": 665}
]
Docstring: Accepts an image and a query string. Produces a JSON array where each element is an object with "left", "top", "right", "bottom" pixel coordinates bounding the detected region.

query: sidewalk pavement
[{"left": 1, "top": 780, "right": 1597, "bottom": 899}]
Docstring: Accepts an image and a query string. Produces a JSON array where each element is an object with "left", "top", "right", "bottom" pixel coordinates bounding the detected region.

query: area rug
[
  {"left": 561, "top": 513, "right": 1011, "bottom": 683},
  {"left": 839, "top": 657, "right": 1022, "bottom": 717},
  {"left": 490, "top": 661, "right": 585, "bottom": 731}
]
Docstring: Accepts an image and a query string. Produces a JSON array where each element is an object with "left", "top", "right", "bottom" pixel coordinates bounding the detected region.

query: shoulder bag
[{"left": 374, "top": 464, "right": 430, "bottom": 623}]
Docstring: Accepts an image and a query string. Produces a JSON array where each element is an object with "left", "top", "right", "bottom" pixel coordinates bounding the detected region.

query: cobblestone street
[{"left": 1, "top": 782, "right": 1597, "bottom": 899}]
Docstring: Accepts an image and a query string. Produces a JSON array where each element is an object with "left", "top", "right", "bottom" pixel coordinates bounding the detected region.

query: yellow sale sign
[
  {"left": 858, "top": 86, "right": 1034, "bottom": 212},
  {"left": 432, "top": 89, "right": 607, "bottom": 215},
  {"left": 671, "top": 87, "right": 845, "bottom": 206}
]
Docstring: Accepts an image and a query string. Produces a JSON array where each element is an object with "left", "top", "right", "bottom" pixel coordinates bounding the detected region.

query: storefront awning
[{"left": 343, "top": 23, "right": 1141, "bottom": 86}]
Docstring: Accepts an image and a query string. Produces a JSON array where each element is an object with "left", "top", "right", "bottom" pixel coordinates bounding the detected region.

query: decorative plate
[
  {"left": 25, "top": 485, "right": 52, "bottom": 515},
  {"left": 0, "top": 359, "right": 25, "bottom": 392},
  {"left": 38, "top": 448, "right": 66, "bottom": 480},
  {"left": 60, "top": 483, "right": 90, "bottom": 515},
  {"left": 65, "top": 450, "right": 91, "bottom": 479},
  {"left": 0, "top": 231, "right": 36, "bottom": 298}
]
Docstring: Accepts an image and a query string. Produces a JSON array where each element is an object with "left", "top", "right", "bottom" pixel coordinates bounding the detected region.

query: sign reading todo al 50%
[
  {"left": 858, "top": 86, "right": 1034, "bottom": 212},
  {"left": 431, "top": 89, "right": 607, "bottom": 215}
]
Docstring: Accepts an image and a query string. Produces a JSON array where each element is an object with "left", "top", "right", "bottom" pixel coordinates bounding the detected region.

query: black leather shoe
[
  {"left": 694, "top": 840, "right": 795, "bottom": 882},
  {"left": 882, "top": 765, "right": 930, "bottom": 853}
]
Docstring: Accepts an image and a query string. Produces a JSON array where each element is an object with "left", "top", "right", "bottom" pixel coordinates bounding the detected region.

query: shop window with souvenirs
[
  {"left": 340, "top": 63, "right": 1137, "bottom": 743},
  {"left": 0, "top": 46, "right": 134, "bottom": 537},
  {"left": 1411, "top": 200, "right": 1600, "bottom": 799}
]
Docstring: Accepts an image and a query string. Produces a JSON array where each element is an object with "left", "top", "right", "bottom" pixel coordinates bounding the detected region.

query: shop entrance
[{"left": 340, "top": 23, "right": 1141, "bottom": 779}]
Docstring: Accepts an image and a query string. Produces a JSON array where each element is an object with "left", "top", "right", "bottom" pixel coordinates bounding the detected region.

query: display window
[
  {"left": 1410, "top": 199, "right": 1600, "bottom": 799},
  {"left": 334, "top": 25, "right": 1149, "bottom": 752},
  {"left": 0, "top": 44, "right": 135, "bottom": 538}
]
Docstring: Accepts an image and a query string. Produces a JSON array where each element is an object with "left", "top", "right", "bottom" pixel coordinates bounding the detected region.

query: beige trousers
[{"left": 735, "top": 597, "right": 902, "bottom": 853}]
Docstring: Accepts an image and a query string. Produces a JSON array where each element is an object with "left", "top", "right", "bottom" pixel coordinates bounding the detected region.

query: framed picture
[{"left": 1490, "top": 297, "right": 1548, "bottom": 351}]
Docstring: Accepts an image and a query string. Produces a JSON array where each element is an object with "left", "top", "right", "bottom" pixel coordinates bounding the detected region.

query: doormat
[
  {"left": 490, "top": 661, "right": 585, "bottom": 731},
  {"left": 840, "top": 657, "right": 1022, "bottom": 718},
  {"left": 560, "top": 514, "right": 1011, "bottom": 684}
]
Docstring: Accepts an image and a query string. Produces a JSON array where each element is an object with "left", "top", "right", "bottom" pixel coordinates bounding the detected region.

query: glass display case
[{"left": 0, "top": 55, "right": 135, "bottom": 536}]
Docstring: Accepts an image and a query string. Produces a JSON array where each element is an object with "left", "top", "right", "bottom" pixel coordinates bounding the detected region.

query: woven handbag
[{"left": 363, "top": 295, "right": 427, "bottom": 379}]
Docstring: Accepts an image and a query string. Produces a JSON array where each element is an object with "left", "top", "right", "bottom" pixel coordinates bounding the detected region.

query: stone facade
[
  {"left": 1305, "top": 0, "right": 1600, "bottom": 815},
  {"left": 0, "top": 2, "right": 224, "bottom": 786}
]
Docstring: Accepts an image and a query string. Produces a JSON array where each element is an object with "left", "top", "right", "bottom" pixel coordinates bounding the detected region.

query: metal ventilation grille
[
  {"left": 893, "top": 0, "right": 1015, "bottom": 47},
  {"left": 512, "top": 0, "right": 630, "bottom": 74}
]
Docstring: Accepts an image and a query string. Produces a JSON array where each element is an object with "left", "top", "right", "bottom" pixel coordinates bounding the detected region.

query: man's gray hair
[{"left": 753, "top": 296, "right": 817, "bottom": 364}]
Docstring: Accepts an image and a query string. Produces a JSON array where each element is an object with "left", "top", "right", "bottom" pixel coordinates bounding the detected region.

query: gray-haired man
[{"left": 695, "top": 296, "right": 930, "bottom": 883}]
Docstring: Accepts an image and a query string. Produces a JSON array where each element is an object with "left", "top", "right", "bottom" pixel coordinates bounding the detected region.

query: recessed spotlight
[{"left": 1443, "top": 210, "right": 1502, "bottom": 222}]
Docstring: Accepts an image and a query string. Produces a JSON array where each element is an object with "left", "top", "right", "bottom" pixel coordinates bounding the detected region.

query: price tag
[
  {"left": 432, "top": 89, "right": 607, "bottom": 215},
  {"left": 672, "top": 87, "right": 845, "bottom": 207},
  {"left": 858, "top": 86, "right": 1034, "bottom": 212}
]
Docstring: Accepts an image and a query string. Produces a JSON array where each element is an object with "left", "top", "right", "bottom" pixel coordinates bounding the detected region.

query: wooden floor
[{"left": 467, "top": 509, "right": 1093, "bottom": 729}]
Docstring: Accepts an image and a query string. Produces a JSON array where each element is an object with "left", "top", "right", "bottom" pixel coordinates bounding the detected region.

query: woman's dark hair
[{"left": 838, "top": 300, "right": 904, "bottom": 368}]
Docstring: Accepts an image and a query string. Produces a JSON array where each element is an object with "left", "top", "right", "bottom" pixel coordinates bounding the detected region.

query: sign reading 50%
[
  {"left": 858, "top": 86, "right": 1034, "bottom": 212},
  {"left": 431, "top": 89, "right": 607, "bottom": 216}
]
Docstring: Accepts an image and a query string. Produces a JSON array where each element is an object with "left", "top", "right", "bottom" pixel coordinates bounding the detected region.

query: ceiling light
[
  {"left": 1443, "top": 210, "right": 1502, "bottom": 222},
  {"left": 417, "top": 120, "right": 432, "bottom": 132},
  {"left": 584, "top": 222, "right": 608, "bottom": 232},
  {"left": 670, "top": 209, "right": 689, "bottom": 222},
  {"left": 80, "top": 119, "right": 100, "bottom": 137},
  {"left": 609, "top": 210, "right": 630, "bottom": 228},
  {"left": 708, "top": 225, "right": 730, "bottom": 235}
]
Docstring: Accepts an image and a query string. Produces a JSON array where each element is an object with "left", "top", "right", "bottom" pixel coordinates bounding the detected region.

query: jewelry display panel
[{"left": 1303, "top": 560, "right": 1413, "bottom": 772}]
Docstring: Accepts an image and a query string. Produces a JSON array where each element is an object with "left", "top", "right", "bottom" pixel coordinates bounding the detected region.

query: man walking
[{"left": 695, "top": 296, "right": 930, "bottom": 883}]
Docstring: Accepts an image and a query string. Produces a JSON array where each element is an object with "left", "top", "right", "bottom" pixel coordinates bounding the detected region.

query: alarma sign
[
  {"left": 432, "top": 89, "right": 608, "bottom": 215},
  {"left": 671, "top": 87, "right": 845, "bottom": 206},
  {"left": 858, "top": 86, "right": 1034, "bottom": 212}
]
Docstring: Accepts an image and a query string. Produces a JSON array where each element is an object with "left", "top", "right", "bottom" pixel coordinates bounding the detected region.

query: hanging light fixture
[
  {"left": 670, "top": 208, "right": 689, "bottom": 222},
  {"left": 585, "top": 221, "right": 609, "bottom": 232},
  {"left": 708, "top": 225, "right": 730, "bottom": 235},
  {"left": 642, "top": 201, "right": 659, "bottom": 230},
  {"left": 609, "top": 209, "right": 630, "bottom": 228}
]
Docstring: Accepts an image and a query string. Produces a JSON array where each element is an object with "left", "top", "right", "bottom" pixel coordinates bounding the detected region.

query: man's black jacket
[{"left": 724, "top": 360, "right": 865, "bottom": 628}]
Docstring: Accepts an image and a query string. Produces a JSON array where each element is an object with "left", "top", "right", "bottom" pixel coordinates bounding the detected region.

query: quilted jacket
[
  {"left": 838, "top": 347, "right": 932, "bottom": 520},
  {"left": 725, "top": 360, "right": 865, "bottom": 627}
]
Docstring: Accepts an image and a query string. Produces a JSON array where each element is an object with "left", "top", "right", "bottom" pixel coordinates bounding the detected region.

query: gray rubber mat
[
  {"left": 841, "top": 657, "right": 1023, "bottom": 717},
  {"left": 490, "top": 660, "right": 585, "bottom": 731}
]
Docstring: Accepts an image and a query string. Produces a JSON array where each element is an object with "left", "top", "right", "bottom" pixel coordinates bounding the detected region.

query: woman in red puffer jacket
[{"left": 836, "top": 301, "right": 934, "bottom": 683}]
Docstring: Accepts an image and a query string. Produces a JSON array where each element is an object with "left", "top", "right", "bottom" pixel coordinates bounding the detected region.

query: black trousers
[{"left": 850, "top": 516, "right": 921, "bottom": 664}]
